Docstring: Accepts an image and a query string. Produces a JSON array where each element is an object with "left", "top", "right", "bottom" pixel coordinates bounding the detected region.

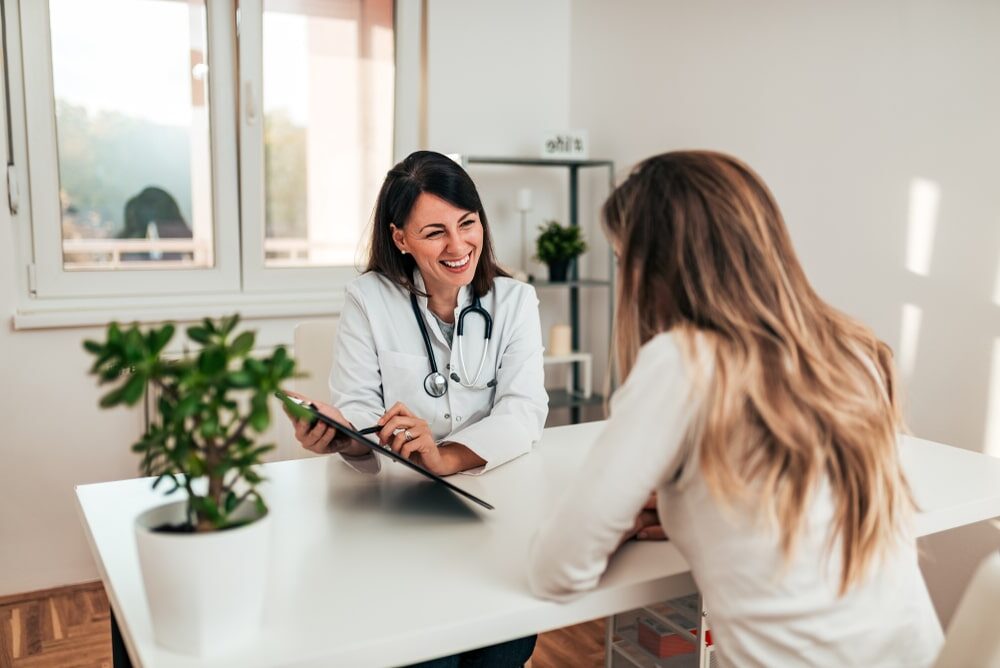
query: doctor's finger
[
  {"left": 399, "top": 435, "right": 434, "bottom": 461},
  {"left": 379, "top": 402, "right": 414, "bottom": 425},
  {"left": 303, "top": 422, "right": 335, "bottom": 452},
  {"left": 390, "top": 424, "right": 427, "bottom": 454},
  {"left": 378, "top": 415, "right": 422, "bottom": 444}
]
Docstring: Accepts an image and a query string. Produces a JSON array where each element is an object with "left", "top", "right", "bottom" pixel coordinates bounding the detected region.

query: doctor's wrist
[
  {"left": 437, "top": 442, "right": 486, "bottom": 475},
  {"left": 337, "top": 439, "right": 371, "bottom": 458}
]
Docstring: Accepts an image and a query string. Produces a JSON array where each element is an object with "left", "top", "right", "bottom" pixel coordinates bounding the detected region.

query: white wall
[{"left": 569, "top": 0, "right": 1000, "bottom": 624}]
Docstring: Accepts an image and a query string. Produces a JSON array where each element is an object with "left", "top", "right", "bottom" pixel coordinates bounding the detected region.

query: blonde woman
[{"left": 528, "top": 151, "right": 943, "bottom": 666}]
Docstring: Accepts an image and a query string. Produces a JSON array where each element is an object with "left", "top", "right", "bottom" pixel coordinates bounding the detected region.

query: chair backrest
[
  {"left": 934, "top": 549, "right": 1000, "bottom": 667},
  {"left": 291, "top": 319, "right": 339, "bottom": 403}
]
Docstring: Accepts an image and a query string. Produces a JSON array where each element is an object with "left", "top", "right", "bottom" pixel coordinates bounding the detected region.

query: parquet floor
[
  {"left": 0, "top": 582, "right": 111, "bottom": 667},
  {"left": 0, "top": 581, "right": 605, "bottom": 667}
]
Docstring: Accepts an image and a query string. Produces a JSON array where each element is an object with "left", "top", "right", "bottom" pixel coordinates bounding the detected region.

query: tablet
[{"left": 276, "top": 391, "right": 494, "bottom": 511}]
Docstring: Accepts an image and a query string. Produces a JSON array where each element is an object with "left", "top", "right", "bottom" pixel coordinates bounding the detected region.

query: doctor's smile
[{"left": 440, "top": 252, "right": 472, "bottom": 271}]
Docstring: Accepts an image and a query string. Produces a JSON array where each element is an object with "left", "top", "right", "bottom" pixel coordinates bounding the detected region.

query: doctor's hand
[
  {"left": 283, "top": 391, "right": 369, "bottom": 458},
  {"left": 377, "top": 402, "right": 451, "bottom": 476}
]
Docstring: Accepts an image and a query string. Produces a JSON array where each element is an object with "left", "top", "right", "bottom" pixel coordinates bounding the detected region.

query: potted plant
[
  {"left": 83, "top": 314, "right": 308, "bottom": 656},
  {"left": 534, "top": 219, "right": 588, "bottom": 282}
]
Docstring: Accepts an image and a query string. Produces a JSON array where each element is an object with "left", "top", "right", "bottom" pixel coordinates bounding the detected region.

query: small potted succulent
[
  {"left": 534, "top": 220, "right": 588, "bottom": 282},
  {"left": 83, "top": 314, "right": 307, "bottom": 656}
]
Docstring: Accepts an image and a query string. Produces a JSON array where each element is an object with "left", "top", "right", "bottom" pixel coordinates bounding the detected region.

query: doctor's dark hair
[{"left": 367, "top": 151, "right": 508, "bottom": 297}]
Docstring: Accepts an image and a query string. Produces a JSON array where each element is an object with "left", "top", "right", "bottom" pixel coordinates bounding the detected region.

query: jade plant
[{"left": 84, "top": 314, "right": 309, "bottom": 532}]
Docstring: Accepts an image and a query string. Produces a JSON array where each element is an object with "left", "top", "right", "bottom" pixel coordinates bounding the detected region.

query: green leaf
[
  {"left": 272, "top": 346, "right": 287, "bottom": 365},
  {"left": 191, "top": 496, "right": 222, "bottom": 525},
  {"left": 177, "top": 394, "right": 200, "bottom": 418},
  {"left": 249, "top": 405, "right": 270, "bottom": 433},
  {"left": 245, "top": 358, "right": 266, "bottom": 376},
  {"left": 199, "top": 416, "right": 220, "bottom": 438},
  {"left": 151, "top": 324, "right": 175, "bottom": 354},
  {"left": 187, "top": 326, "right": 211, "bottom": 344},
  {"left": 224, "top": 490, "right": 238, "bottom": 513},
  {"left": 220, "top": 314, "right": 240, "bottom": 336},
  {"left": 254, "top": 495, "right": 268, "bottom": 518},
  {"left": 230, "top": 331, "right": 255, "bottom": 357},
  {"left": 121, "top": 372, "right": 147, "bottom": 405},
  {"left": 108, "top": 322, "right": 122, "bottom": 347},
  {"left": 99, "top": 385, "right": 126, "bottom": 408},
  {"left": 124, "top": 328, "right": 144, "bottom": 361},
  {"left": 83, "top": 339, "right": 103, "bottom": 355},
  {"left": 226, "top": 370, "right": 253, "bottom": 388},
  {"left": 198, "top": 347, "right": 227, "bottom": 375}
]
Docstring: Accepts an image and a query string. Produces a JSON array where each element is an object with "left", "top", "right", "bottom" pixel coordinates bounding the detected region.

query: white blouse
[
  {"left": 528, "top": 332, "right": 943, "bottom": 667},
  {"left": 328, "top": 270, "right": 549, "bottom": 475}
]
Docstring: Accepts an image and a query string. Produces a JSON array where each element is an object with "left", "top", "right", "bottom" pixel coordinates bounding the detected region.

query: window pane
[
  {"left": 262, "top": 0, "right": 394, "bottom": 268},
  {"left": 49, "top": 0, "right": 214, "bottom": 270}
]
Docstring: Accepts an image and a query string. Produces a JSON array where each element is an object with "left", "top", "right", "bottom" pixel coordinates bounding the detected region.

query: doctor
[
  {"left": 289, "top": 150, "right": 547, "bottom": 667},
  {"left": 291, "top": 150, "right": 548, "bottom": 478}
]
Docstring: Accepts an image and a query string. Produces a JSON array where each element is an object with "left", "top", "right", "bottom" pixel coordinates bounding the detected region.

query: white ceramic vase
[{"left": 134, "top": 499, "right": 271, "bottom": 656}]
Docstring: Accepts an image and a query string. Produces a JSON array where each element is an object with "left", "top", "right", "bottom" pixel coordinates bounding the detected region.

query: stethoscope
[{"left": 409, "top": 292, "right": 497, "bottom": 397}]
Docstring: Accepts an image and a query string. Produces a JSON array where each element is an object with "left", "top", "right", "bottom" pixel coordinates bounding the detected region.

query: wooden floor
[
  {"left": 0, "top": 582, "right": 111, "bottom": 668},
  {"left": 0, "top": 582, "right": 606, "bottom": 667}
]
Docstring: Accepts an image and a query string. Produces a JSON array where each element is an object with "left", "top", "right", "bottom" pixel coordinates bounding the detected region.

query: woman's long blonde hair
[{"left": 604, "top": 151, "right": 912, "bottom": 593}]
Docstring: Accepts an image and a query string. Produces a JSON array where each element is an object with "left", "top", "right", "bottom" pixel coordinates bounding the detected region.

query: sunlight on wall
[
  {"left": 898, "top": 303, "right": 923, "bottom": 380},
  {"left": 906, "top": 178, "right": 941, "bottom": 277},
  {"left": 984, "top": 338, "right": 1000, "bottom": 458}
]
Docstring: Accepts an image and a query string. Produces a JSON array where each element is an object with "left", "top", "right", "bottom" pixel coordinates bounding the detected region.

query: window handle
[{"left": 244, "top": 81, "right": 257, "bottom": 126}]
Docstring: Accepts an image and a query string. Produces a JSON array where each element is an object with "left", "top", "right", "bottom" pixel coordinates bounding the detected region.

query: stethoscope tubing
[{"left": 409, "top": 292, "right": 494, "bottom": 396}]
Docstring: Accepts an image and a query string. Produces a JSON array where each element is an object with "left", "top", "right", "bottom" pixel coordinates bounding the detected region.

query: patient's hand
[{"left": 621, "top": 493, "right": 668, "bottom": 544}]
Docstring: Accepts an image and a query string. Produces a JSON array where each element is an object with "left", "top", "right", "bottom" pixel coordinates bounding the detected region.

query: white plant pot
[{"left": 134, "top": 499, "right": 271, "bottom": 657}]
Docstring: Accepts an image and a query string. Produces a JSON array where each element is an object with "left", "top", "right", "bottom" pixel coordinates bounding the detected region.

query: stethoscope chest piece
[{"left": 424, "top": 371, "right": 448, "bottom": 397}]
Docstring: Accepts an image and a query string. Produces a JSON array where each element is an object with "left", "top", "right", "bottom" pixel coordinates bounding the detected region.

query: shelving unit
[
  {"left": 607, "top": 594, "right": 714, "bottom": 668},
  {"left": 464, "top": 156, "right": 615, "bottom": 423}
]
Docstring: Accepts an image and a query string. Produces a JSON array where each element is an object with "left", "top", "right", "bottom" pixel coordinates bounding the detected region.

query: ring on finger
[{"left": 404, "top": 429, "right": 415, "bottom": 442}]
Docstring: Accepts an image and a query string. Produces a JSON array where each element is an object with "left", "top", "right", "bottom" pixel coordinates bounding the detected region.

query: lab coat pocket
[{"left": 378, "top": 350, "right": 436, "bottom": 415}]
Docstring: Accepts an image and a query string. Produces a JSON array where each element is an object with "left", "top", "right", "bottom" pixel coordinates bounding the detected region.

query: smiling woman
[
  {"left": 368, "top": 151, "right": 509, "bottom": 306},
  {"left": 284, "top": 150, "right": 547, "bottom": 666}
]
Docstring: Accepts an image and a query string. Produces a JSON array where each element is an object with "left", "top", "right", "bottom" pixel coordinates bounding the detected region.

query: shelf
[
  {"left": 529, "top": 278, "right": 611, "bottom": 289},
  {"left": 612, "top": 635, "right": 699, "bottom": 668},
  {"left": 465, "top": 155, "right": 614, "bottom": 168},
  {"left": 548, "top": 389, "right": 604, "bottom": 409}
]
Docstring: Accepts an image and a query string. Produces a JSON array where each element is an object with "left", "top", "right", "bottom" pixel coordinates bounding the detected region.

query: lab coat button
[
  {"left": 444, "top": 413, "right": 450, "bottom": 419},
  {"left": 456, "top": 416, "right": 462, "bottom": 422}
]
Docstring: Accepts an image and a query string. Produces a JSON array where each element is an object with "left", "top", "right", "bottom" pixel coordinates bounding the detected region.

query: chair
[
  {"left": 274, "top": 319, "right": 338, "bottom": 460},
  {"left": 292, "top": 319, "right": 339, "bottom": 402},
  {"left": 934, "top": 549, "right": 1000, "bottom": 667}
]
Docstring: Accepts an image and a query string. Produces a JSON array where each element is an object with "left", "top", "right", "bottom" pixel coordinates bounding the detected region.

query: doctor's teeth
[{"left": 442, "top": 254, "right": 470, "bottom": 268}]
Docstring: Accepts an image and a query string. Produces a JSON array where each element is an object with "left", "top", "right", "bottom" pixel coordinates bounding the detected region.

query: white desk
[{"left": 76, "top": 422, "right": 1000, "bottom": 667}]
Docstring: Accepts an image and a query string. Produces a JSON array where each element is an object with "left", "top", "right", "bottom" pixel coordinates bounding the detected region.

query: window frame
[
  {"left": 3, "top": 0, "right": 421, "bottom": 330},
  {"left": 16, "top": 0, "right": 243, "bottom": 300}
]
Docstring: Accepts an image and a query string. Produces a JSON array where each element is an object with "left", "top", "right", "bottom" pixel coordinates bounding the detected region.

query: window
[{"left": 4, "top": 0, "right": 401, "bottom": 324}]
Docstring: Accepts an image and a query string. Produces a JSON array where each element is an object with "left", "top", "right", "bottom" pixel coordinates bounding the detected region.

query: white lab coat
[{"left": 328, "top": 270, "right": 549, "bottom": 474}]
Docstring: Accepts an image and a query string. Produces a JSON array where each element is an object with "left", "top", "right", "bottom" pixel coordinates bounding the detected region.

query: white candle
[
  {"left": 517, "top": 188, "right": 533, "bottom": 212},
  {"left": 549, "top": 324, "right": 572, "bottom": 356}
]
